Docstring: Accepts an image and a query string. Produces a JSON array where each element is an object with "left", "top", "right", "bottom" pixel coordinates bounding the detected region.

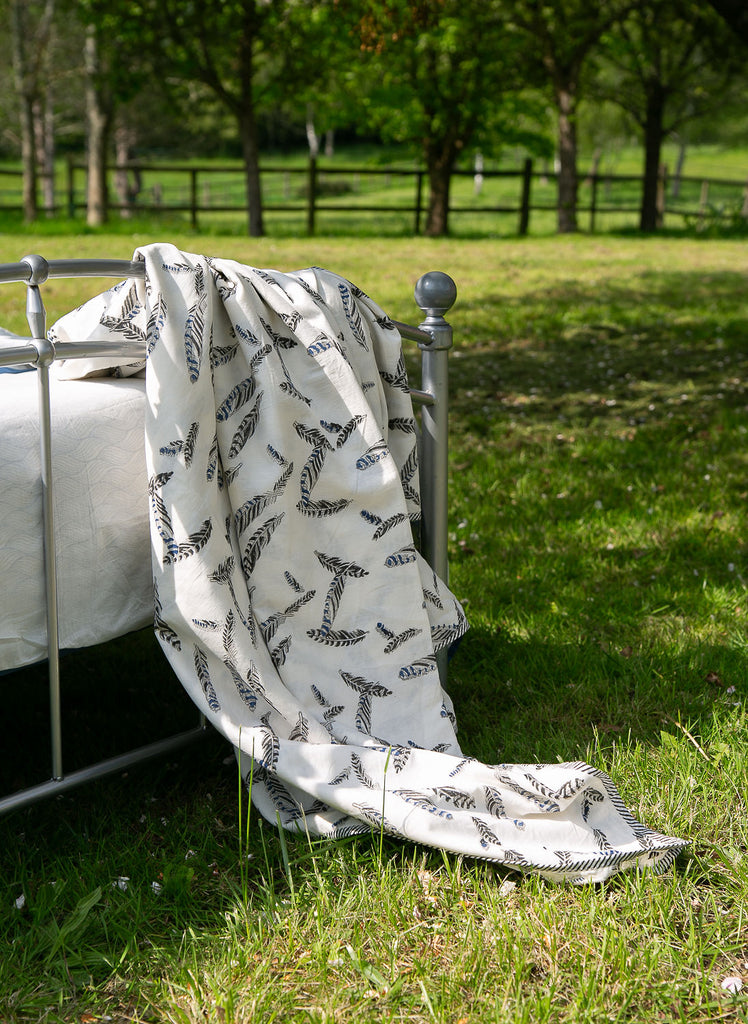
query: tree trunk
[
  {"left": 556, "top": 85, "right": 578, "bottom": 233},
  {"left": 34, "top": 94, "right": 56, "bottom": 215},
  {"left": 240, "top": 109, "right": 264, "bottom": 237},
  {"left": 424, "top": 138, "right": 458, "bottom": 237},
  {"left": 114, "top": 122, "right": 140, "bottom": 218},
  {"left": 84, "top": 27, "right": 111, "bottom": 227},
  {"left": 640, "top": 85, "right": 666, "bottom": 232},
  {"left": 10, "top": 0, "right": 38, "bottom": 221}
]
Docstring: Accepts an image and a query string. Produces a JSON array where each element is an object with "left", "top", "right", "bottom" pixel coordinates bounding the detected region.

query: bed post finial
[
  {"left": 21, "top": 254, "right": 50, "bottom": 346},
  {"left": 21, "top": 253, "right": 50, "bottom": 285},
  {"left": 414, "top": 271, "right": 457, "bottom": 328}
]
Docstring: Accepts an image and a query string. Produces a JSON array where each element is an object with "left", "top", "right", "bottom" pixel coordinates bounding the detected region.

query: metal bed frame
[{"left": 0, "top": 253, "right": 456, "bottom": 814}]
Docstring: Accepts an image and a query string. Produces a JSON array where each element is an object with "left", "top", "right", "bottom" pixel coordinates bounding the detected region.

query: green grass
[{"left": 1, "top": 231, "right": 748, "bottom": 1022}]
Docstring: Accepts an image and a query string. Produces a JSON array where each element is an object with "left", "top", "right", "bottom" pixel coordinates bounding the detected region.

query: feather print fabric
[{"left": 59, "top": 243, "right": 687, "bottom": 882}]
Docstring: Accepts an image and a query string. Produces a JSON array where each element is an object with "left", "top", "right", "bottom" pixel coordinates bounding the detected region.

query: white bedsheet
[{"left": 0, "top": 371, "right": 151, "bottom": 670}]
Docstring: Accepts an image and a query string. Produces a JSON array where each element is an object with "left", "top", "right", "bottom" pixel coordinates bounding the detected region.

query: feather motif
[
  {"left": 388, "top": 416, "right": 417, "bottom": 435},
  {"left": 146, "top": 295, "right": 167, "bottom": 355},
  {"left": 483, "top": 786, "right": 507, "bottom": 819},
  {"left": 270, "top": 635, "right": 291, "bottom": 668},
  {"left": 184, "top": 284, "right": 206, "bottom": 383},
  {"left": 228, "top": 390, "right": 264, "bottom": 459},
  {"left": 340, "top": 671, "right": 392, "bottom": 699},
  {"left": 153, "top": 580, "right": 181, "bottom": 650},
  {"left": 356, "top": 439, "right": 389, "bottom": 470},
  {"left": 210, "top": 341, "right": 239, "bottom": 367},
  {"left": 288, "top": 712, "right": 309, "bottom": 743},
  {"left": 334, "top": 415, "right": 365, "bottom": 448},
  {"left": 224, "top": 659, "right": 257, "bottom": 710},
  {"left": 307, "top": 628, "right": 367, "bottom": 647},
  {"left": 398, "top": 657, "right": 436, "bottom": 680},
  {"left": 194, "top": 644, "right": 220, "bottom": 712},
  {"left": 432, "top": 786, "right": 475, "bottom": 809},
  {"left": 234, "top": 462, "right": 292, "bottom": 535},
  {"left": 241, "top": 514, "right": 284, "bottom": 578},
  {"left": 147, "top": 473, "right": 174, "bottom": 545},
  {"left": 472, "top": 816, "right": 502, "bottom": 849},
  {"left": 222, "top": 609, "right": 236, "bottom": 659},
  {"left": 350, "top": 753, "right": 378, "bottom": 789},
  {"left": 216, "top": 376, "right": 257, "bottom": 422},
  {"left": 163, "top": 518, "right": 213, "bottom": 565},
  {"left": 338, "top": 282, "right": 368, "bottom": 349},
  {"left": 380, "top": 352, "right": 409, "bottom": 393},
  {"left": 297, "top": 498, "right": 351, "bottom": 518},
  {"left": 206, "top": 434, "right": 220, "bottom": 483},
  {"left": 259, "top": 727, "right": 280, "bottom": 773}
]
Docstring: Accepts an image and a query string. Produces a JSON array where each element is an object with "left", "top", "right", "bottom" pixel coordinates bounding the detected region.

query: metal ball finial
[
  {"left": 414, "top": 271, "right": 457, "bottom": 318},
  {"left": 21, "top": 254, "right": 49, "bottom": 285}
]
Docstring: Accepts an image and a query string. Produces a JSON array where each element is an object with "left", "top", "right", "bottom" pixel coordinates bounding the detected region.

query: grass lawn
[{"left": 1, "top": 231, "right": 747, "bottom": 1022}]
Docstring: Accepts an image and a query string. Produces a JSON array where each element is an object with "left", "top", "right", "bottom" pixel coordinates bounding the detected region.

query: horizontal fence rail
[{"left": 1, "top": 158, "right": 747, "bottom": 235}]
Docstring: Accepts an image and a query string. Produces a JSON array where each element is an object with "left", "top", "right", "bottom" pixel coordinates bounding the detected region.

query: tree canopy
[{"left": 0, "top": 0, "right": 745, "bottom": 234}]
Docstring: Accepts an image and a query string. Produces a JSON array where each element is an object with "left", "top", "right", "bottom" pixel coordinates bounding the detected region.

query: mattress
[{"left": 0, "top": 371, "right": 152, "bottom": 670}]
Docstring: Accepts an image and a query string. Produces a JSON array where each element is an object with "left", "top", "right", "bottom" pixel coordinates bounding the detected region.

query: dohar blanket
[{"left": 52, "top": 243, "right": 686, "bottom": 883}]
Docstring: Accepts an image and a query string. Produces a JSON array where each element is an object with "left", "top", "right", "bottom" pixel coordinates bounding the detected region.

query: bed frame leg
[
  {"left": 414, "top": 272, "right": 457, "bottom": 685},
  {"left": 23, "top": 255, "right": 66, "bottom": 782}
]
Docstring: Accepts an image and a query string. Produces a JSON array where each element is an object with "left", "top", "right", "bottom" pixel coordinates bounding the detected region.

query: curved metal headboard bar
[{"left": 0, "top": 257, "right": 145, "bottom": 286}]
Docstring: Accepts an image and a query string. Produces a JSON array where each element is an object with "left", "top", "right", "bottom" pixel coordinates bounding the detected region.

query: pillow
[{"left": 49, "top": 276, "right": 146, "bottom": 380}]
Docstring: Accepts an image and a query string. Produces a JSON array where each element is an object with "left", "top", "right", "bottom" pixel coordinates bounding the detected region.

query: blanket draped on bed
[{"left": 52, "top": 243, "right": 686, "bottom": 882}]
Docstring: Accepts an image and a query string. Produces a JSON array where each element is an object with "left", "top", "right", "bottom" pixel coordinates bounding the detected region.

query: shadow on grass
[
  {"left": 448, "top": 624, "right": 745, "bottom": 766},
  {"left": 450, "top": 267, "right": 748, "bottom": 430}
]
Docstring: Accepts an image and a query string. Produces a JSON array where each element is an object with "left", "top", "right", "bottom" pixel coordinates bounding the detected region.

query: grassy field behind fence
[
  {"left": 1, "top": 231, "right": 747, "bottom": 1022},
  {"left": 2, "top": 141, "right": 748, "bottom": 238}
]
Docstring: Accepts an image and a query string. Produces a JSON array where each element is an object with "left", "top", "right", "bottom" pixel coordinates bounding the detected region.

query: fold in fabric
[{"left": 52, "top": 243, "right": 687, "bottom": 882}]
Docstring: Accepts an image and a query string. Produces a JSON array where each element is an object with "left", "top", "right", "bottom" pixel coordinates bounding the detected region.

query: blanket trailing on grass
[{"left": 52, "top": 243, "right": 687, "bottom": 882}]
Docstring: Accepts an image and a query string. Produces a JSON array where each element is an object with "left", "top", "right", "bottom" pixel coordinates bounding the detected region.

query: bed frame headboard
[{"left": 0, "top": 254, "right": 456, "bottom": 813}]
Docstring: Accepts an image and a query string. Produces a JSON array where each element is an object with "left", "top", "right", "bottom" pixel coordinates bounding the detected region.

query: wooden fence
[{"left": 1, "top": 158, "right": 747, "bottom": 234}]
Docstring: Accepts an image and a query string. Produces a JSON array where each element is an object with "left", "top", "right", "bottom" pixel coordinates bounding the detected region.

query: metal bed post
[
  {"left": 413, "top": 272, "right": 456, "bottom": 585},
  {"left": 394, "top": 272, "right": 457, "bottom": 687},
  {"left": 22, "top": 255, "right": 65, "bottom": 782}
]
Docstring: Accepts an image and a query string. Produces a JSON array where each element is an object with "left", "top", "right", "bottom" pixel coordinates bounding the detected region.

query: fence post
[
  {"left": 697, "top": 180, "right": 709, "bottom": 230},
  {"left": 190, "top": 168, "right": 199, "bottom": 230},
  {"left": 66, "top": 157, "right": 75, "bottom": 218},
  {"left": 518, "top": 157, "right": 533, "bottom": 236},
  {"left": 414, "top": 171, "right": 424, "bottom": 234},
  {"left": 589, "top": 173, "right": 598, "bottom": 233},
  {"left": 307, "top": 156, "right": 317, "bottom": 236}
]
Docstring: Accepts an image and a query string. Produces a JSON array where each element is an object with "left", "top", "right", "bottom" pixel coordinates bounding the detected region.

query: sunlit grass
[{"left": 1, "top": 232, "right": 747, "bottom": 1022}]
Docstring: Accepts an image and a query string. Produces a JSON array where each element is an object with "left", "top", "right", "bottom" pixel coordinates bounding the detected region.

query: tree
[
  {"left": 707, "top": 0, "right": 748, "bottom": 46},
  {"left": 598, "top": 0, "right": 742, "bottom": 231},
  {"left": 505, "top": 0, "right": 632, "bottom": 233},
  {"left": 345, "top": 0, "right": 546, "bottom": 236},
  {"left": 139, "top": 0, "right": 337, "bottom": 237},
  {"left": 8, "top": 0, "right": 57, "bottom": 220}
]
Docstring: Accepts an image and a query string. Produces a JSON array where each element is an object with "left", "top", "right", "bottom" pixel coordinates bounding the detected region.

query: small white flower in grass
[
  {"left": 113, "top": 876, "right": 129, "bottom": 892},
  {"left": 721, "top": 976, "right": 743, "bottom": 994},
  {"left": 726, "top": 686, "right": 736, "bottom": 695},
  {"left": 151, "top": 881, "right": 162, "bottom": 895},
  {"left": 14, "top": 893, "right": 25, "bottom": 910},
  {"left": 594, "top": 500, "right": 603, "bottom": 510}
]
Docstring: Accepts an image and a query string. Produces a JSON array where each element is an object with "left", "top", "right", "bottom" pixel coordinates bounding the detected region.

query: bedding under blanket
[{"left": 52, "top": 243, "right": 686, "bottom": 882}]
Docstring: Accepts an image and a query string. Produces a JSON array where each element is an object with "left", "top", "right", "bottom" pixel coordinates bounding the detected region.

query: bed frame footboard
[{"left": 0, "top": 255, "right": 456, "bottom": 813}]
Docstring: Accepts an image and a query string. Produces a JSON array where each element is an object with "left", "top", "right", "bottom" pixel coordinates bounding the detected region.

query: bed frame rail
[{"left": 0, "top": 255, "right": 456, "bottom": 813}]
